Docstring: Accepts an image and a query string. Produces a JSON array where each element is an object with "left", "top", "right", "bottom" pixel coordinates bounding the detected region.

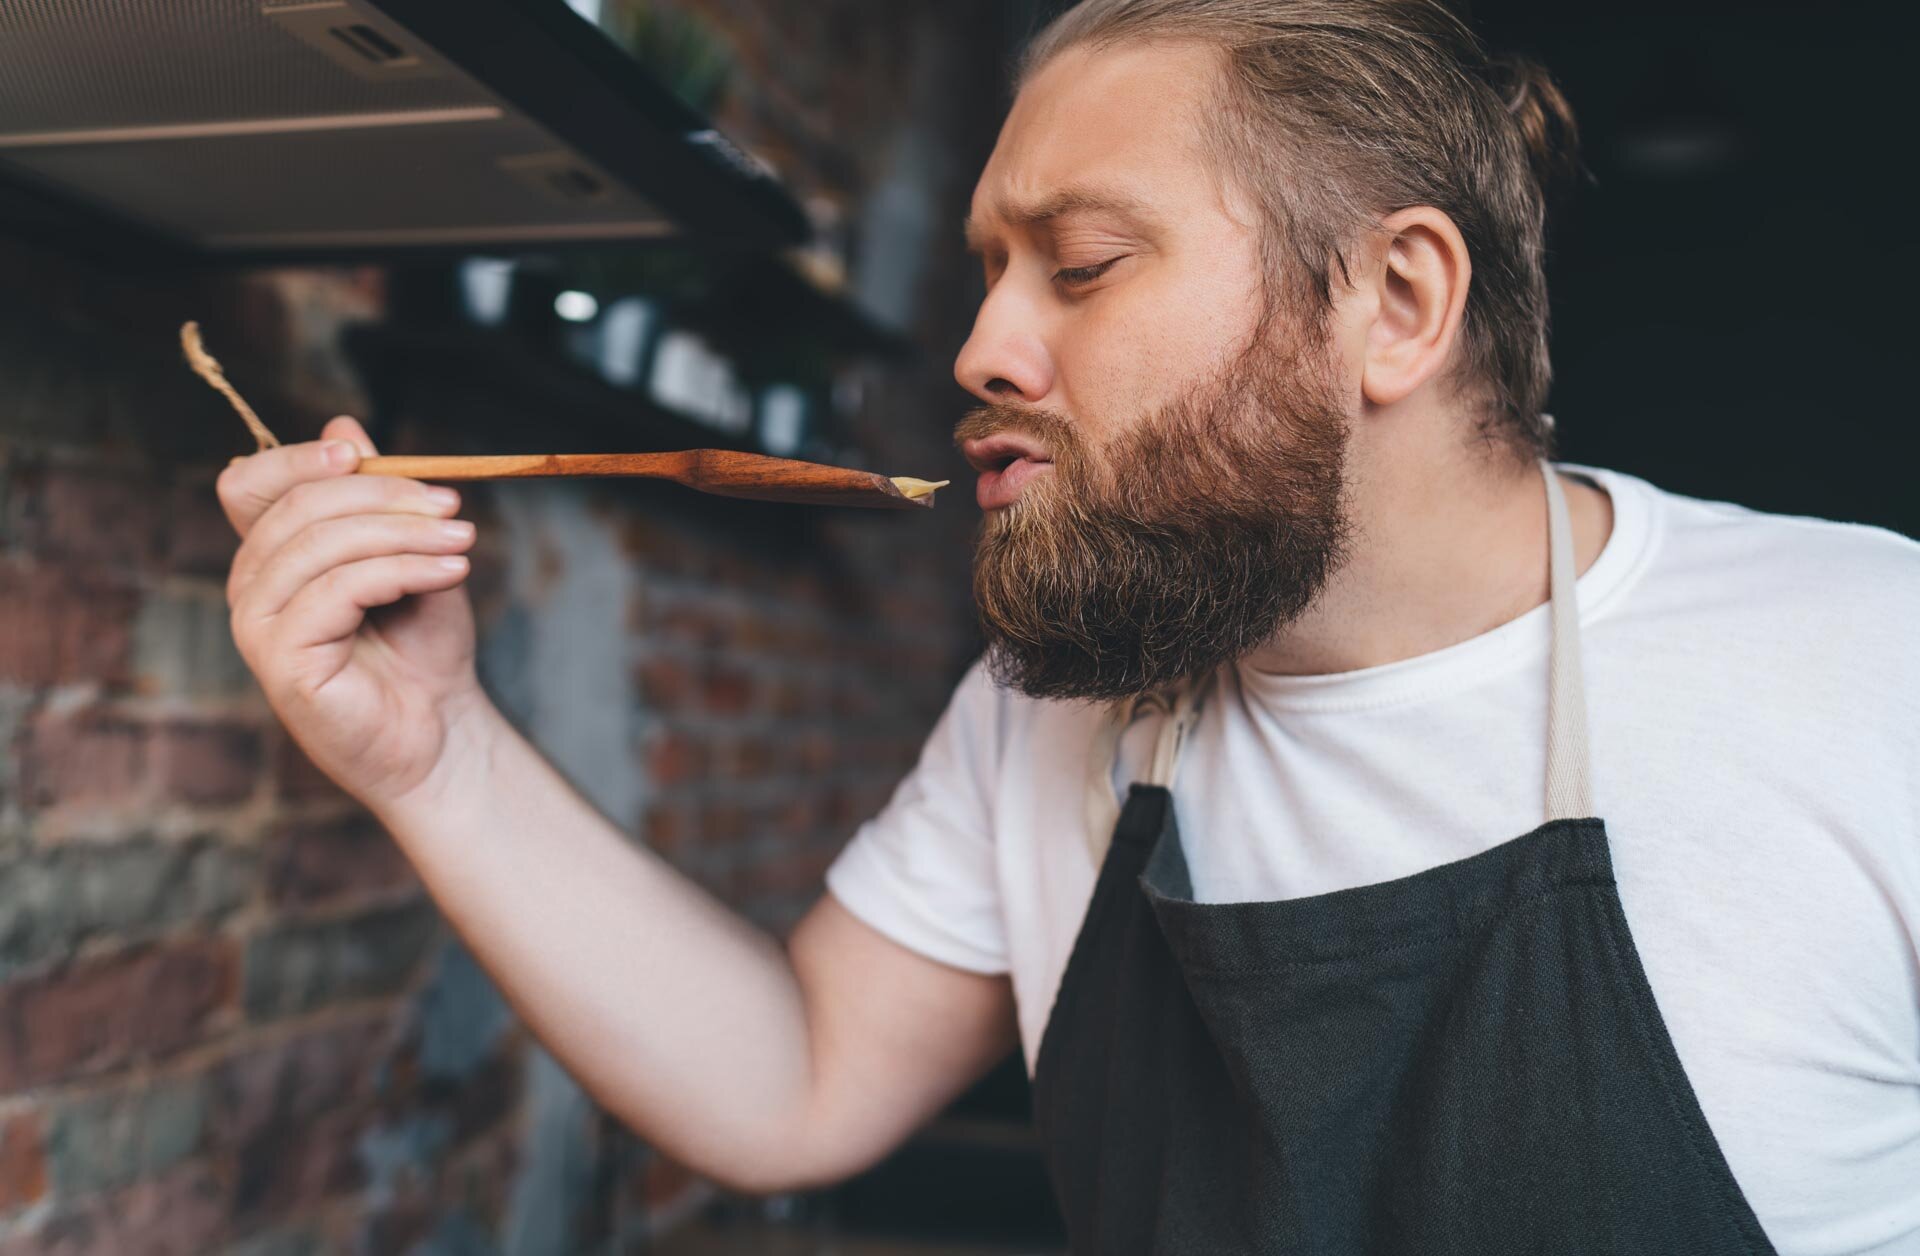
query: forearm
[{"left": 372, "top": 697, "right": 821, "bottom": 1190}]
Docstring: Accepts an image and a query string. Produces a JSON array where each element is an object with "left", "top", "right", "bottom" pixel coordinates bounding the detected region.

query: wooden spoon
[
  {"left": 357, "top": 450, "right": 946, "bottom": 508},
  {"left": 181, "top": 321, "right": 948, "bottom": 509}
]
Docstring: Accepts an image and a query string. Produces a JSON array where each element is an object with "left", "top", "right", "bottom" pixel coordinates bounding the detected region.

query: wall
[{"left": 0, "top": 1, "right": 1004, "bottom": 1250}]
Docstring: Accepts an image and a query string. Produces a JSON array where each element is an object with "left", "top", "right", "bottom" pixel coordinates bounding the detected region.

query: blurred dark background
[
  {"left": 1470, "top": 0, "right": 1913, "bottom": 535},
  {"left": 0, "top": 1, "right": 1908, "bottom": 1254}
]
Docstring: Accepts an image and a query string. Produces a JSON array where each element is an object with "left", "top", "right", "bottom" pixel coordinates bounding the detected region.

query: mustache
[{"left": 952, "top": 403, "right": 1085, "bottom": 464}]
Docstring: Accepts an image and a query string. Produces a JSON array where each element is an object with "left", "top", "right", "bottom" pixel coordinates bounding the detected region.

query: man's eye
[{"left": 1053, "top": 257, "right": 1124, "bottom": 287}]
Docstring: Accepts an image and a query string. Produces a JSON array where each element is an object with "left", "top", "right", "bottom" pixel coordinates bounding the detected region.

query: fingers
[
  {"left": 236, "top": 512, "right": 476, "bottom": 621},
  {"left": 228, "top": 473, "right": 461, "bottom": 604},
  {"left": 217, "top": 438, "right": 359, "bottom": 538},
  {"left": 216, "top": 415, "right": 381, "bottom": 539},
  {"left": 219, "top": 413, "right": 475, "bottom": 681},
  {"left": 270, "top": 553, "right": 471, "bottom": 655},
  {"left": 320, "top": 414, "right": 379, "bottom": 457}
]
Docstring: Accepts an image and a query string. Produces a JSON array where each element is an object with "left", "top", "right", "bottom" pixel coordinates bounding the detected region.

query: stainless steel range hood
[{"left": 0, "top": 0, "right": 810, "bottom": 259}]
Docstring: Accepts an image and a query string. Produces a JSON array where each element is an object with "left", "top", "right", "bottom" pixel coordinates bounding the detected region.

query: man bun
[{"left": 1488, "top": 51, "right": 1586, "bottom": 201}]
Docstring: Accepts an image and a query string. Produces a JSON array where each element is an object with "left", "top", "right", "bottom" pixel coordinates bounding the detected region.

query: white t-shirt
[{"left": 825, "top": 461, "right": 1920, "bottom": 1256}]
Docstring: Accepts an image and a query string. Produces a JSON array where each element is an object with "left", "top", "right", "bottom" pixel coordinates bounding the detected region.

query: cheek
[{"left": 1056, "top": 264, "right": 1264, "bottom": 436}]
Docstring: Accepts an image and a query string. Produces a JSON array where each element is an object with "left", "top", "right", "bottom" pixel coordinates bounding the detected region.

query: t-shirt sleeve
[{"left": 823, "top": 657, "right": 1009, "bottom": 975}]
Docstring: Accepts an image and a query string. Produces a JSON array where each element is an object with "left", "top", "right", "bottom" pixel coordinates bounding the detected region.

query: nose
[{"left": 953, "top": 283, "right": 1055, "bottom": 405}]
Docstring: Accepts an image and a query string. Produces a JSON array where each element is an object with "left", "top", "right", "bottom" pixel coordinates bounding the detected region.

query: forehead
[{"left": 968, "top": 40, "right": 1228, "bottom": 242}]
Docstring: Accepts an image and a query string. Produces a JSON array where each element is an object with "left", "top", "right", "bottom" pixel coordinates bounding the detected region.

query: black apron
[{"left": 1031, "top": 459, "right": 1779, "bottom": 1255}]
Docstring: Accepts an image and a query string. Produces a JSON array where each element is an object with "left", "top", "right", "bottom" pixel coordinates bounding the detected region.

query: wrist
[{"left": 373, "top": 686, "right": 518, "bottom": 838}]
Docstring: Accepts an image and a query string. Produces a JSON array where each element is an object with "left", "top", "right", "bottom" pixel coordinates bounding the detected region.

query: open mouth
[
  {"left": 961, "top": 435, "right": 1055, "bottom": 510},
  {"left": 961, "top": 434, "right": 1053, "bottom": 474}
]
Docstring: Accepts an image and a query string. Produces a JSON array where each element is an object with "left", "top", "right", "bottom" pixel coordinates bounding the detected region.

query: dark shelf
[
  {"left": 366, "top": 0, "right": 809, "bottom": 250},
  {"left": 342, "top": 320, "right": 756, "bottom": 458},
  {"left": 553, "top": 245, "right": 917, "bottom": 366}
]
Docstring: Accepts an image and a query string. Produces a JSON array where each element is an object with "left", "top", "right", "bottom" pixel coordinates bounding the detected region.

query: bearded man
[{"left": 216, "top": 1, "right": 1920, "bottom": 1252}]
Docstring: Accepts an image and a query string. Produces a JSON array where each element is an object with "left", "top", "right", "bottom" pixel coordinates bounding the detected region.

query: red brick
[
  {"left": 847, "top": 780, "right": 897, "bottom": 822},
  {"left": 620, "top": 520, "right": 707, "bottom": 579},
  {"left": 734, "top": 847, "right": 834, "bottom": 900},
  {"left": 152, "top": 720, "right": 264, "bottom": 806},
  {"left": 273, "top": 735, "right": 351, "bottom": 804},
  {"left": 206, "top": 1021, "right": 389, "bottom": 1218},
  {"left": 644, "top": 732, "right": 707, "bottom": 787},
  {"left": 704, "top": 548, "right": 758, "bottom": 588},
  {"left": 0, "top": 1109, "right": 47, "bottom": 1212},
  {"left": 441, "top": 1124, "right": 518, "bottom": 1232},
  {"left": 463, "top": 542, "right": 510, "bottom": 621},
  {"left": 264, "top": 813, "right": 417, "bottom": 909},
  {"left": 642, "top": 804, "right": 692, "bottom": 855},
  {"left": 0, "top": 565, "right": 137, "bottom": 688},
  {"left": 0, "top": 1160, "right": 228, "bottom": 1256},
  {"left": 696, "top": 801, "right": 750, "bottom": 845},
  {"left": 897, "top": 639, "right": 963, "bottom": 675},
  {"left": 700, "top": 664, "right": 758, "bottom": 716},
  {"left": 829, "top": 683, "right": 880, "bottom": 721},
  {"left": 207, "top": 1018, "right": 386, "bottom": 1155},
  {"left": 444, "top": 1046, "right": 522, "bottom": 1144},
  {"left": 357, "top": 1188, "right": 435, "bottom": 1256},
  {"left": 242, "top": 898, "right": 438, "bottom": 1021},
  {"left": 7, "top": 464, "right": 164, "bottom": 572},
  {"left": 639, "top": 1150, "right": 702, "bottom": 1210},
  {"left": 821, "top": 785, "right": 860, "bottom": 829},
  {"left": 633, "top": 655, "right": 697, "bottom": 713},
  {"left": 737, "top": 613, "right": 833, "bottom": 655},
  {"left": 230, "top": 1106, "right": 367, "bottom": 1222},
  {"left": 164, "top": 477, "right": 238, "bottom": 578},
  {"left": 770, "top": 794, "right": 821, "bottom": 842},
  {"left": 877, "top": 585, "right": 942, "bottom": 628},
  {"left": 15, "top": 707, "right": 149, "bottom": 810},
  {"left": 652, "top": 600, "right": 735, "bottom": 649},
  {"left": 795, "top": 731, "right": 835, "bottom": 775},
  {"left": 0, "top": 938, "right": 239, "bottom": 1090},
  {"left": 773, "top": 567, "right": 838, "bottom": 613},
  {"left": 712, "top": 734, "right": 778, "bottom": 781},
  {"left": 849, "top": 732, "right": 918, "bottom": 776},
  {"left": 768, "top": 675, "right": 816, "bottom": 719}
]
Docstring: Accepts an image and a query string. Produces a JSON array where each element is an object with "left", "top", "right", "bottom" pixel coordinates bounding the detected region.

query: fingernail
[
  {"left": 438, "top": 519, "right": 475, "bottom": 541},
  {"left": 426, "top": 487, "right": 460, "bottom": 508},
  {"left": 324, "top": 440, "right": 356, "bottom": 468},
  {"left": 436, "top": 555, "right": 469, "bottom": 571}
]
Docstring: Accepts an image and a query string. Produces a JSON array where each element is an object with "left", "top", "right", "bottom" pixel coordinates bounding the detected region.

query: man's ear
[{"left": 1359, "top": 206, "right": 1472, "bottom": 408}]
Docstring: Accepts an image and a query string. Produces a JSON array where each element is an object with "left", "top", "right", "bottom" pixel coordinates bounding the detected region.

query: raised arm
[{"left": 219, "top": 416, "right": 1015, "bottom": 1192}]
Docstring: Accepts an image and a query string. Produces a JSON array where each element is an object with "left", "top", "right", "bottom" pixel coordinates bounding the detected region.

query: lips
[{"left": 962, "top": 434, "right": 1055, "bottom": 510}]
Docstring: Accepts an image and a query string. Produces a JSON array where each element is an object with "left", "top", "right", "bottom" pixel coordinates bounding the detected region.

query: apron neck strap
[
  {"left": 1145, "top": 680, "right": 1208, "bottom": 789},
  {"left": 1541, "top": 457, "right": 1595, "bottom": 821},
  {"left": 1082, "top": 456, "right": 1597, "bottom": 865},
  {"left": 1079, "top": 679, "right": 1212, "bottom": 866}
]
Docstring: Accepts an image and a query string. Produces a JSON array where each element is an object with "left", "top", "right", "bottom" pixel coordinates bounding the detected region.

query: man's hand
[{"left": 218, "top": 415, "right": 485, "bottom": 810}]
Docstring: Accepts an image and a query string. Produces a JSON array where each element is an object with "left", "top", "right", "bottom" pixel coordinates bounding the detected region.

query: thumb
[{"left": 321, "top": 414, "right": 380, "bottom": 457}]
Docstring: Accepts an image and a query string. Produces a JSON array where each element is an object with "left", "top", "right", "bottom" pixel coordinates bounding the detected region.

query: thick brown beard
[{"left": 955, "top": 329, "right": 1352, "bottom": 703}]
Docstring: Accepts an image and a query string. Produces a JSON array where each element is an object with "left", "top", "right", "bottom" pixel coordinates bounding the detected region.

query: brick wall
[{"left": 0, "top": 1, "right": 1005, "bottom": 1250}]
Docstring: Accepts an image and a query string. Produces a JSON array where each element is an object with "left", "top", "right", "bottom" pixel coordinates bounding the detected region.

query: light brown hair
[{"left": 1019, "top": 0, "right": 1583, "bottom": 462}]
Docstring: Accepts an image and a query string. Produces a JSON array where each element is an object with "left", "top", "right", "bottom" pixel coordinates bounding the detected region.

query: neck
[{"left": 1241, "top": 429, "right": 1613, "bottom": 678}]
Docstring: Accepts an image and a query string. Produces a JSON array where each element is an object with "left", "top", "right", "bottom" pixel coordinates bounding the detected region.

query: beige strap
[
  {"left": 1083, "top": 695, "right": 1139, "bottom": 864},
  {"left": 1082, "top": 679, "right": 1211, "bottom": 866},
  {"left": 1540, "top": 458, "right": 1595, "bottom": 820},
  {"left": 1081, "top": 455, "right": 1596, "bottom": 866},
  {"left": 1145, "top": 678, "right": 1209, "bottom": 789}
]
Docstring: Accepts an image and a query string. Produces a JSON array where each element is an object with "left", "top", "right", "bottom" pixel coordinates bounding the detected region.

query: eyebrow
[{"left": 962, "top": 185, "right": 1160, "bottom": 253}]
